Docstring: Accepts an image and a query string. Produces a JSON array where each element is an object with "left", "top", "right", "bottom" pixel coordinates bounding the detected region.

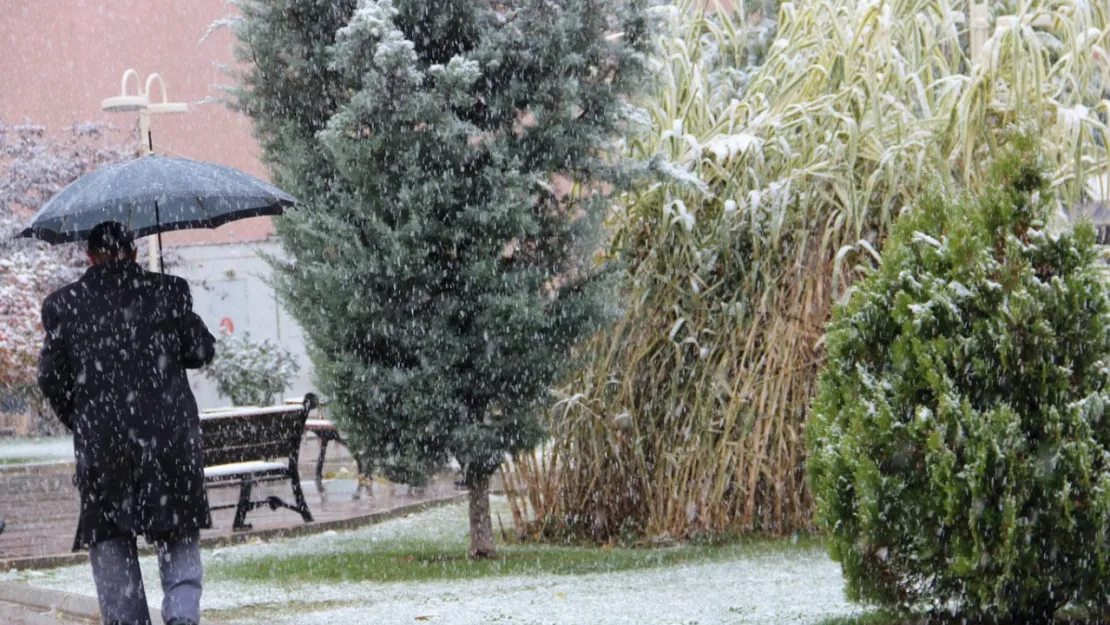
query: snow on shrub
[
  {"left": 0, "top": 120, "right": 133, "bottom": 394},
  {"left": 808, "top": 136, "right": 1110, "bottom": 619},
  {"left": 202, "top": 329, "right": 300, "bottom": 407},
  {"left": 0, "top": 250, "right": 62, "bottom": 391}
]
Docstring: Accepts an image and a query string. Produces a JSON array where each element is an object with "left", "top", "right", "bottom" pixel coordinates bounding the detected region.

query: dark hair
[{"left": 87, "top": 221, "right": 135, "bottom": 257}]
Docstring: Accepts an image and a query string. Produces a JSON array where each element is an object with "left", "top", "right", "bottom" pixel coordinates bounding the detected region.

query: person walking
[{"left": 37, "top": 221, "right": 216, "bottom": 625}]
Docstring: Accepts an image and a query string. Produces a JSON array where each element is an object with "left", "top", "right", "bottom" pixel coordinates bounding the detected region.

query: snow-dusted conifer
[{"left": 227, "top": 0, "right": 657, "bottom": 556}]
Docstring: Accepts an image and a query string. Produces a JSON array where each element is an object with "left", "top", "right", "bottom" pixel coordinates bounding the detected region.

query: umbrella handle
[{"left": 155, "top": 198, "right": 164, "bottom": 273}]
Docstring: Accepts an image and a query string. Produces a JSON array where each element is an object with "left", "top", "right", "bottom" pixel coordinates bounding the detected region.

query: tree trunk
[{"left": 467, "top": 472, "right": 496, "bottom": 559}]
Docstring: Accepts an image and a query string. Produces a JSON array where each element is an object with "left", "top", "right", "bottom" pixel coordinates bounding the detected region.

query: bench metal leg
[
  {"left": 233, "top": 480, "right": 253, "bottom": 531},
  {"left": 289, "top": 467, "right": 314, "bottom": 524},
  {"left": 315, "top": 431, "right": 372, "bottom": 500},
  {"left": 315, "top": 438, "right": 330, "bottom": 487},
  {"left": 352, "top": 455, "right": 375, "bottom": 500}
]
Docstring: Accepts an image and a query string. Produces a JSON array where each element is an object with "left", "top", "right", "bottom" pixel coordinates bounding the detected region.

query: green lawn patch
[
  {"left": 210, "top": 533, "right": 824, "bottom": 585},
  {"left": 815, "top": 612, "right": 915, "bottom": 625},
  {"left": 204, "top": 599, "right": 360, "bottom": 622},
  {"left": 0, "top": 456, "right": 54, "bottom": 466},
  {"left": 815, "top": 611, "right": 1106, "bottom": 625}
]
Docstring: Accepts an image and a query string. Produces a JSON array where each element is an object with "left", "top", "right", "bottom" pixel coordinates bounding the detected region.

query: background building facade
[{"left": 1, "top": 0, "right": 310, "bottom": 411}]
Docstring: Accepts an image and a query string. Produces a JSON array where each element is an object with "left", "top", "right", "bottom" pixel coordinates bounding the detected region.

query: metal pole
[
  {"left": 139, "top": 108, "right": 161, "bottom": 272},
  {"left": 970, "top": 2, "right": 990, "bottom": 67},
  {"left": 155, "top": 199, "right": 165, "bottom": 273}
]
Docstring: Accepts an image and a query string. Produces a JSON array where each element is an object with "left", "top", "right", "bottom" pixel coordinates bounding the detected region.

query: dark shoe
[{"left": 165, "top": 619, "right": 198, "bottom": 625}]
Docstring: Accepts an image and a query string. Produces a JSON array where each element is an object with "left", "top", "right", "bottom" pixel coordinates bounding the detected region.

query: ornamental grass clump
[
  {"left": 505, "top": 0, "right": 1110, "bottom": 544},
  {"left": 807, "top": 136, "right": 1110, "bottom": 619}
]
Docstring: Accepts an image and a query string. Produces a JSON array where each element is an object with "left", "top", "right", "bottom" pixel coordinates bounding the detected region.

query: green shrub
[
  {"left": 203, "top": 329, "right": 300, "bottom": 407},
  {"left": 808, "top": 137, "right": 1110, "bottom": 619}
]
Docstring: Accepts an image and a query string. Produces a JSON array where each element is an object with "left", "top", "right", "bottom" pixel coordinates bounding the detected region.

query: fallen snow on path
[{"left": 6, "top": 500, "right": 859, "bottom": 625}]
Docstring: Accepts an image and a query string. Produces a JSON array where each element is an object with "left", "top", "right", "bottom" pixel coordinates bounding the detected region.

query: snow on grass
[
  {"left": 5, "top": 499, "right": 860, "bottom": 625},
  {"left": 0, "top": 437, "right": 72, "bottom": 463},
  {"left": 246, "top": 552, "right": 858, "bottom": 625}
]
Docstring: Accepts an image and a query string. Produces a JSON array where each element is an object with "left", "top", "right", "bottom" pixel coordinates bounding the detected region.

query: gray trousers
[{"left": 89, "top": 532, "right": 202, "bottom": 625}]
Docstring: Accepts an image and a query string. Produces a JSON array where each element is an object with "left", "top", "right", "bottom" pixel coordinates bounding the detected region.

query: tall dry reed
[{"left": 505, "top": 0, "right": 1110, "bottom": 542}]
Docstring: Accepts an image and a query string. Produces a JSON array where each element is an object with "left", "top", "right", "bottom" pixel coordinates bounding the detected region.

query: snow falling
[
  {"left": 4, "top": 501, "right": 860, "bottom": 625},
  {"left": 4, "top": 1, "right": 1110, "bottom": 624}
]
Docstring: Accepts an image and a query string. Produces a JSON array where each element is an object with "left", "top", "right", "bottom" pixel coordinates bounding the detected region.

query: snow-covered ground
[
  {"left": 3, "top": 500, "right": 860, "bottom": 625},
  {"left": 0, "top": 436, "right": 72, "bottom": 464}
]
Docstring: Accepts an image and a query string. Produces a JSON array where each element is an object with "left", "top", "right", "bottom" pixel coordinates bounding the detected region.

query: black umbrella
[{"left": 18, "top": 154, "right": 296, "bottom": 266}]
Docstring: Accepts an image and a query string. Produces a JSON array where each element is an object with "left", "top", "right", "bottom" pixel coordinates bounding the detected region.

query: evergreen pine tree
[{"left": 228, "top": 0, "right": 657, "bottom": 556}]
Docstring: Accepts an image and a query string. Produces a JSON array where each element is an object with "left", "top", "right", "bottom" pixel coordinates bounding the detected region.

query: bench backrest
[{"left": 200, "top": 394, "right": 318, "bottom": 467}]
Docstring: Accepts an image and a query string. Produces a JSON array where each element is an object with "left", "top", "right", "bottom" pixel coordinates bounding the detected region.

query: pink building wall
[
  {"left": 1, "top": 1, "right": 743, "bottom": 245},
  {"left": 0, "top": 0, "right": 272, "bottom": 244}
]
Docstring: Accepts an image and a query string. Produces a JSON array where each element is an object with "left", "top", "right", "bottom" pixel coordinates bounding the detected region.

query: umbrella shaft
[{"left": 150, "top": 199, "right": 163, "bottom": 273}]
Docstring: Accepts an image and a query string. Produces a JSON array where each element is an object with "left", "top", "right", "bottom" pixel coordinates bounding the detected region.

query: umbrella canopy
[{"left": 18, "top": 155, "right": 296, "bottom": 244}]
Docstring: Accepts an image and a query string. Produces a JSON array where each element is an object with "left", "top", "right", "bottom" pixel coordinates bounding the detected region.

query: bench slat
[
  {"left": 204, "top": 443, "right": 293, "bottom": 468},
  {"left": 204, "top": 460, "right": 287, "bottom": 479},
  {"left": 201, "top": 405, "right": 310, "bottom": 419},
  {"left": 202, "top": 408, "right": 305, "bottom": 468}
]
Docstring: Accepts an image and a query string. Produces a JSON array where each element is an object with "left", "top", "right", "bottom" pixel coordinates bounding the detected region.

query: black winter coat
[{"left": 38, "top": 259, "right": 216, "bottom": 550}]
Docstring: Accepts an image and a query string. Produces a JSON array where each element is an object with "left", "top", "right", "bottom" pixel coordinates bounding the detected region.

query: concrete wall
[{"left": 171, "top": 242, "right": 314, "bottom": 409}]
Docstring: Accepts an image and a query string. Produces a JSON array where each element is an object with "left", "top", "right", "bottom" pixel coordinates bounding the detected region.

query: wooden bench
[{"left": 200, "top": 394, "right": 317, "bottom": 531}]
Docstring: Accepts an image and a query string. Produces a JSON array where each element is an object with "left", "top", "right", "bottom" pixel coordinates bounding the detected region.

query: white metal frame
[{"left": 100, "top": 69, "right": 188, "bottom": 272}]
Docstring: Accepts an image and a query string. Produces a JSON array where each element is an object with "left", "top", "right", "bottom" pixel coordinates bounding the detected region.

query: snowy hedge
[
  {"left": 0, "top": 121, "right": 132, "bottom": 396},
  {"left": 0, "top": 250, "right": 62, "bottom": 390},
  {"left": 808, "top": 138, "right": 1110, "bottom": 619},
  {"left": 202, "top": 330, "right": 300, "bottom": 407}
]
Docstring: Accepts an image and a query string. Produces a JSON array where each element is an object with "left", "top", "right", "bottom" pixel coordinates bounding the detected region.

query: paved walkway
[
  {"left": 0, "top": 598, "right": 92, "bottom": 625},
  {"left": 0, "top": 435, "right": 471, "bottom": 624},
  {"left": 0, "top": 582, "right": 100, "bottom": 625},
  {"left": 0, "top": 580, "right": 233, "bottom": 625},
  {"left": 0, "top": 437, "right": 464, "bottom": 568}
]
